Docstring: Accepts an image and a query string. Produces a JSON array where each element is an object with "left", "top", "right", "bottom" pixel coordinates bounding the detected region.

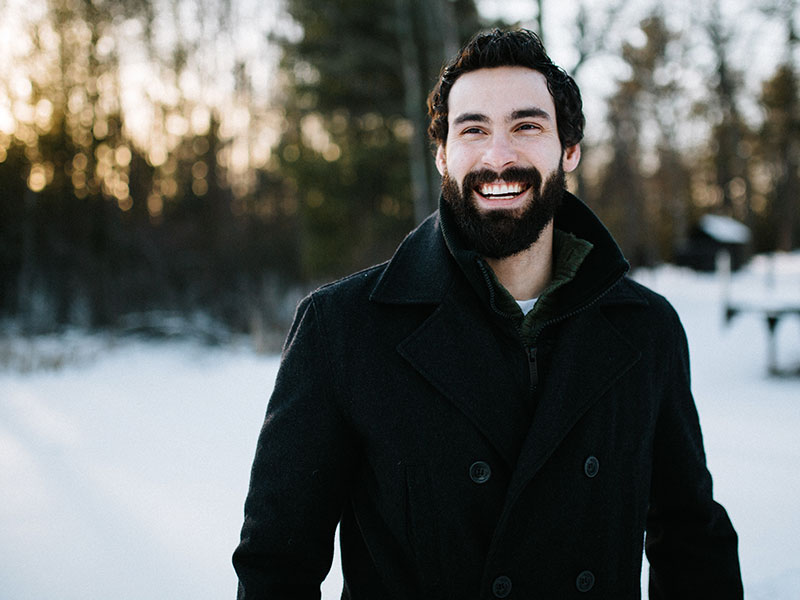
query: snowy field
[{"left": 1, "top": 254, "right": 799, "bottom": 599}]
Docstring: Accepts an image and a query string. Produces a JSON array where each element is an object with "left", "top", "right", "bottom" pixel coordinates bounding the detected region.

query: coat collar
[
  {"left": 369, "top": 211, "right": 453, "bottom": 305},
  {"left": 370, "top": 192, "right": 634, "bottom": 313}
]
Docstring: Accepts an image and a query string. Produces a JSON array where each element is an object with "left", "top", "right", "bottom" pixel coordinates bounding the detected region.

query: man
[{"left": 234, "top": 29, "right": 742, "bottom": 599}]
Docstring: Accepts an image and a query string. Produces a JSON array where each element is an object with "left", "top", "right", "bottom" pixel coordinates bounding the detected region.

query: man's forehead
[{"left": 447, "top": 66, "right": 555, "bottom": 121}]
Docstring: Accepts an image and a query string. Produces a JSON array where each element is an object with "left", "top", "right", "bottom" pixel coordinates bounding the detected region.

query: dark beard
[{"left": 441, "top": 164, "right": 566, "bottom": 259}]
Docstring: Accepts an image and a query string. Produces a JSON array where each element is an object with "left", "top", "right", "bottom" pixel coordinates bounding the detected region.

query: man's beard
[{"left": 441, "top": 164, "right": 566, "bottom": 259}]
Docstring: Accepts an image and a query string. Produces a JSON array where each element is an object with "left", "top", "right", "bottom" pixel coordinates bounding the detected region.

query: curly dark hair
[{"left": 427, "top": 29, "right": 585, "bottom": 150}]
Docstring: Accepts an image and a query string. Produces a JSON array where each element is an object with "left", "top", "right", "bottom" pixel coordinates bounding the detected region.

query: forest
[{"left": 1, "top": 0, "right": 798, "bottom": 345}]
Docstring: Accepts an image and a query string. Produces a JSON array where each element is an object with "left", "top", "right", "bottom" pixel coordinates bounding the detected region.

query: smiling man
[
  {"left": 234, "top": 29, "right": 743, "bottom": 599},
  {"left": 436, "top": 65, "right": 581, "bottom": 302}
]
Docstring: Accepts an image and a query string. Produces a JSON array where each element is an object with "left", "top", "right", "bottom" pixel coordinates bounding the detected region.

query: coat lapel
[
  {"left": 508, "top": 307, "right": 641, "bottom": 497},
  {"left": 396, "top": 291, "right": 522, "bottom": 467},
  {"left": 371, "top": 213, "right": 523, "bottom": 466}
]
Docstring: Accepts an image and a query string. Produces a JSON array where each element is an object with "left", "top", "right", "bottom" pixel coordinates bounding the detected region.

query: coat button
[
  {"left": 576, "top": 570, "right": 595, "bottom": 592},
  {"left": 469, "top": 461, "right": 492, "bottom": 484},
  {"left": 584, "top": 456, "right": 599, "bottom": 478},
  {"left": 492, "top": 575, "right": 512, "bottom": 598}
]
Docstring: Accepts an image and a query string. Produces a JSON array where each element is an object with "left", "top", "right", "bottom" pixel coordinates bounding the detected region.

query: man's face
[{"left": 435, "top": 66, "right": 580, "bottom": 258}]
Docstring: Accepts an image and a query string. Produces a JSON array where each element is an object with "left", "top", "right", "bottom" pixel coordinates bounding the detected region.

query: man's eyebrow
[
  {"left": 510, "top": 107, "right": 552, "bottom": 122},
  {"left": 452, "top": 108, "right": 553, "bottom": 126},
  {"left": 452, "top": 112, "right": 489, "bottom": 126}
]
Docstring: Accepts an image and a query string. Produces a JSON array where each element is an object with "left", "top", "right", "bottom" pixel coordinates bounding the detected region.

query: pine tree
[{"left": 272, "top": 0, "right": 480, "bottom": 281}]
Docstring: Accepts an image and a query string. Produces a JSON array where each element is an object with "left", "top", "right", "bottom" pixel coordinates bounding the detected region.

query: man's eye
[
  {"left": 463, "top": 127, "right": 484, "bottom": 134},
  {"left": 518, "top": 123, "right": 541, "bottom": 131}
]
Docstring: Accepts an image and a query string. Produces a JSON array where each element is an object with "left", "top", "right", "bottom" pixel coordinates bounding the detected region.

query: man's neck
[{"left": 484, "top": 222, "right": 554, "bottom": 300}]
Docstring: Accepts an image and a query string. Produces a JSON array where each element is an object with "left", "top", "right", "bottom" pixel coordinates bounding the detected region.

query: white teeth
[{"left": 480, "top": 182, "right": 523, "bottom": 196}]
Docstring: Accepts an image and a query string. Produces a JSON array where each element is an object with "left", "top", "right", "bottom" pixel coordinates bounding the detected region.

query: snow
[
  {"left": 0, "top": 340, "right": 277, "bottom": 600},
  {"left": 698, "top": 214, "right": 752, "bottom": 244},
  {"left": 1, "top": 253, "right": 799, "bottom": 599}
]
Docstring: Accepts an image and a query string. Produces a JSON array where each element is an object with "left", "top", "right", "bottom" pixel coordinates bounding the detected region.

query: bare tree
[
  {"left": 759, "top": 0, "right": 800, "bottom": 250},
  {"left": 702, "top": 0, "right": 754, "bottom": 230},
  {"left": 394, "top": 0, "right": 480, "bottom": 223}
]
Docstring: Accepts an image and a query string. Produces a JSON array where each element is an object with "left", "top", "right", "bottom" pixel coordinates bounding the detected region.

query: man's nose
[{"left": 482, "top": 133, "right": 518, "bottom": 170}]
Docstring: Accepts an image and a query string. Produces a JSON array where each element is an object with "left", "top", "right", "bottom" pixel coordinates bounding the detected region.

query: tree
[
  {"left": 5, "top": 0, "right": 152, "bottom": 329},
  {"left": 595, "top": 13, "right": 689, "bottom": 267},
  {"left": 568, "top": 0, "right": 625, "bottom": 201},
  {"left": 596, "top": 78, "right": 650, "bottom": 266},
  {"left": 272, "top": 0, "right": 480, "bottom": 281},
  {"left": 0, "top": 0, "right": 300, "bottom": 336},
  {"left": 760, "top": 64, "right": 800, "bottom": 250},
  {"left": 701, "top": 0, "right": 755, "bottom": 230},
  {"left": 755, "top": 0, "right": 800, "bottom": 251}
]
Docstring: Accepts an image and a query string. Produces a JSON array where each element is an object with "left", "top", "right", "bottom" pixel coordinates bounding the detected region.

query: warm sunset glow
[
  {"left": 27, "top": 164, "right": 47, "bottom": 192},
  {"left": 147, "top": 192, "right": 164, "bottom": 217},
  {"left": 115, "top": 146, "right": 132, "bottom": 167},
  {"left": 117, "top": 194, "right": 133, "bottom": 211},
  {"left": 192, "top": 178, "right": 208, "bottom": 196},
  {"left": 0, "top": 0, "right": 286, "bottom": 207},
  {"left": 0, "top": 105, "right": 15, "bottom": 135},
  {"left": 191, "top": 161, "right": 208, "bottom": 179}
]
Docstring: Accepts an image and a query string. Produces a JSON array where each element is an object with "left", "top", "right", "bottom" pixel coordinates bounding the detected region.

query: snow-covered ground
[{"left": 1, "top": 254, "right": 799, "bottom": 599}]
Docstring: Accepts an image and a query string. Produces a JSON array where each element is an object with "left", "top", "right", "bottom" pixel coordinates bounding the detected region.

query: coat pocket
[{"left": 405, "top": 464, "right": 443, "bottom": 598}]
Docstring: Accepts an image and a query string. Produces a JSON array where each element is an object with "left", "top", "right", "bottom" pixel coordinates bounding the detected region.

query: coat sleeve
[
  {"left": 645, "top": 306, "right": 743, "bottom": 599},
  {"left": 233, "top": 294, "right": 357, "bottom": 599}
]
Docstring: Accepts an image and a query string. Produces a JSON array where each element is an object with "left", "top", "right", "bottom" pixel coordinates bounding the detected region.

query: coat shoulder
[
  {"left": 607, "top": 277, "right": 682, "bottom": 321},
  {"left": 312, "top": 261, "right": 390, "bottom": 305},
  {"left": 600, "top": 277, "right": 689, "bottom": 362},
  {"left": 307, "top": 211, "right": 451, "bottom": 312}
]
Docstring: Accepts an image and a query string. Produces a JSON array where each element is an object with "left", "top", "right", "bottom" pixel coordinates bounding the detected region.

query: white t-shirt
[{"left": 515, "top": 298, "right": 538, "bottom": 316}]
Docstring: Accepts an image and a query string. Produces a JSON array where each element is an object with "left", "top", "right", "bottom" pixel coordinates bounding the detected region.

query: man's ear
[
  {"left": 562, "top": 143, "right": 581, "bottom": 173},
  {"left": 435, "top": 145, "right": 446, "bottom": 176}
]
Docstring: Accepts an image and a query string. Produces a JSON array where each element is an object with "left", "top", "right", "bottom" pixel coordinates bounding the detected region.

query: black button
[
  {"left": 576, "top": 570, "right": 595, "bottom": 592},
  {"left": 492, "top": 575, "right": 512, "bottom": 598},
  {"left": 469, "top": 461, "right": 491, "bottom": 484},
  {"left": 584, "top": 456, "right": 599, "bottom": 478}
]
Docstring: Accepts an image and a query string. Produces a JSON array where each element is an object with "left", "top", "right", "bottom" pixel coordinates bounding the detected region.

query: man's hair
[{"left": 427, "top": 29, "right": 585, "bottom": 150}]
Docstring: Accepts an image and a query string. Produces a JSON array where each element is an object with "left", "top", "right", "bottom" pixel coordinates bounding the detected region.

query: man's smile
[
  {"left": 474, "top": 181, "right": 532, "bottom": 208},
  {"left": 478, "top": 181, "right": 528, "bottom": 198}
]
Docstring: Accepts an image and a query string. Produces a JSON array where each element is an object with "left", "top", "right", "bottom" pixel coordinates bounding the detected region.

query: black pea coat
[{"left": 233, "top": 194, "right": 742, "bottom": 599}]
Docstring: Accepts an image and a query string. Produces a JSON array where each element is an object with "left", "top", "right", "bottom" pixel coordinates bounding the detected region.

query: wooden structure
[{"left": 676, "top": 214, "right": 751, "bottom": 272}]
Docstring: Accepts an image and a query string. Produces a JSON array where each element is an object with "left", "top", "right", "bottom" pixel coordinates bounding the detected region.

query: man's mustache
[{"left": 462, "top": 166, "right": 542, "bottom": 190}]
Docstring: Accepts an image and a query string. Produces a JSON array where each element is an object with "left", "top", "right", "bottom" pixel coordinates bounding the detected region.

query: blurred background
[
  {"left": 1, "top": 0, "right": 799, "bottom": 599},
  {"left": 0, "top": 0, "right": 797, "bottom": 344}
]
